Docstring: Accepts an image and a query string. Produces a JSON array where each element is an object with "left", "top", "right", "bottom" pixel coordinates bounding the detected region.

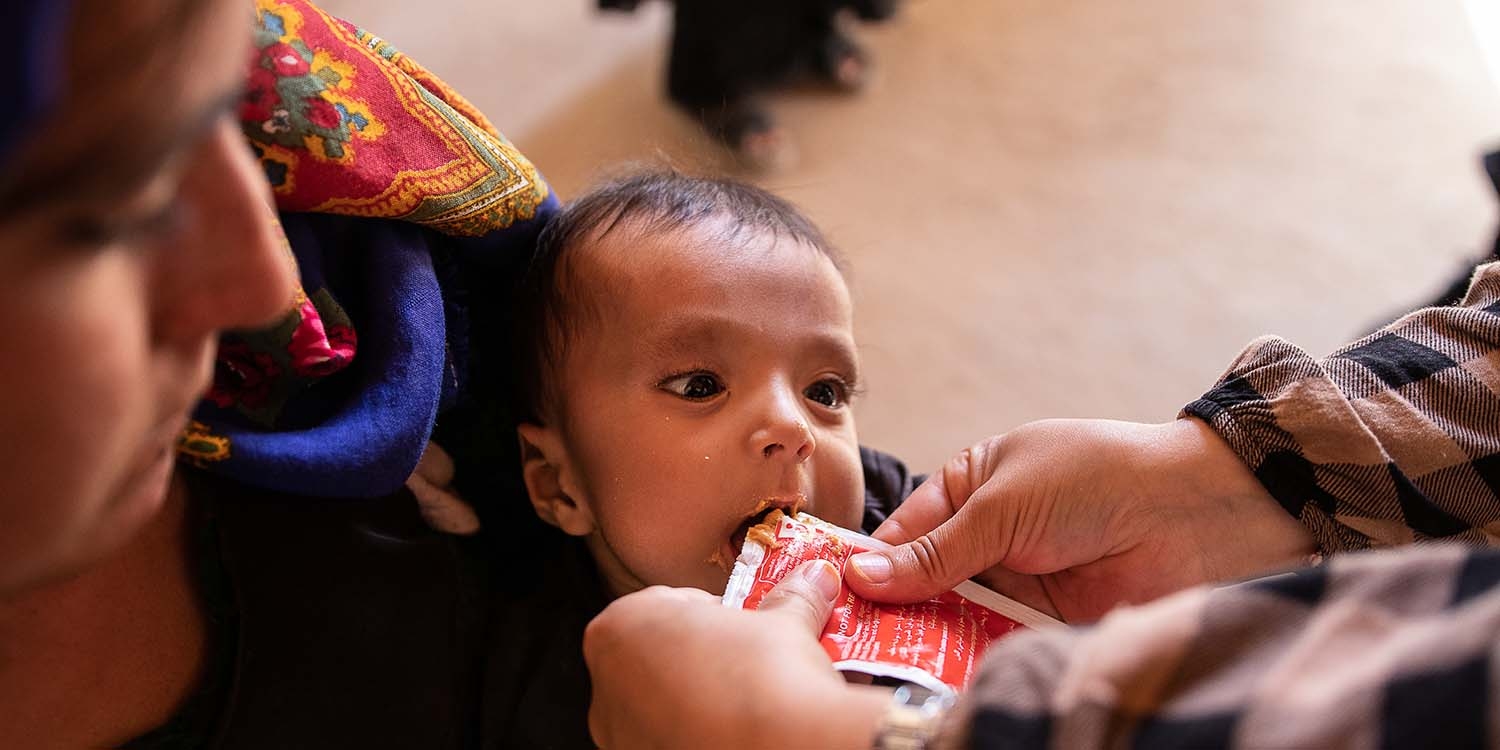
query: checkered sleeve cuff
[
  {"left": 1184, "top": 263, "right": 1500, "bottom": 554},
  {"left": 952, "top": 545, "right": 1500, "bottom": 749}
]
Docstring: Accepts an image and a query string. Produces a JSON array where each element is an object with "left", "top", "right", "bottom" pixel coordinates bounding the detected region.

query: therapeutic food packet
[{"left": 721, "top": 510, "right": 1062, "bottom": 696}]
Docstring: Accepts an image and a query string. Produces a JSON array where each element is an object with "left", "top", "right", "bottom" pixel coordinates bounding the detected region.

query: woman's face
[{"left": 0, "top": 0, "right": 296, "bottom": 595}]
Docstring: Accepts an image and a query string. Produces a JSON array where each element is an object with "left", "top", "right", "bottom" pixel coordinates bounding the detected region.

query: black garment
[
  {"left": 192, "top": 470, "right": 489, "bottom": 750},
  {"left": 478, "top": 532, "right": 603, "bottom": 750},
  {"left": 667, "top": 0, "right": 849, "bottom": 110},
  {"left": 132, "top": 448, "right": 921, "bottom": 749},
  {"left": 478, "top": 445, "right": 925, "bottom": 749},
  {"left": 602, "top": 0, "right": 899, "bottom": 144}
]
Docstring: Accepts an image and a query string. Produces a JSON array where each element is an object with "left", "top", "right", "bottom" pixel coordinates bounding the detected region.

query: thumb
[
  {"left": 757, "top": 559, "right": 843, "bottom": 635},
  {"left": 846, "top": 507, "right": 994, "bottom": 604}
]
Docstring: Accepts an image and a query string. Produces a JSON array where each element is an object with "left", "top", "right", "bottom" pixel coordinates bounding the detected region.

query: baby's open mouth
[
  {"left": 711, "top": 494, "right": 809, "bottom": 573},
  {"left": 729, "top": 507, "right": 777, "bottom": 558}
]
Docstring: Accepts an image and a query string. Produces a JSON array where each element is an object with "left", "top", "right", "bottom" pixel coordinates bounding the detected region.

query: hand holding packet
[{"left": 722, "top": 510, "right": 1063, "bottom": 697}]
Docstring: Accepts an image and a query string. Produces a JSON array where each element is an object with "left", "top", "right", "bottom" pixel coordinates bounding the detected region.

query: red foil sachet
[{"left": 722, "top": 511, "right": 1062, "bottom": 696}]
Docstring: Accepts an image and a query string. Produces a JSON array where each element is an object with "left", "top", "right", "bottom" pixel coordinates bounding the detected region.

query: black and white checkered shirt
[
  {"left": 1186, "top": 263, "right": 1500, "bottom": 554},
  {"left": 944, "top": 263, "right": 1500, "bottom": 748}
]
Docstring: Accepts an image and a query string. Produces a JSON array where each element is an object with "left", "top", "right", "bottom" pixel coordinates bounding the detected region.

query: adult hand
[
  {"left": 846, "top": 418, "right": 1316, "bottom": 622},
  {"left": 584, "top": 560, "right": 891, "bottom": 750}
]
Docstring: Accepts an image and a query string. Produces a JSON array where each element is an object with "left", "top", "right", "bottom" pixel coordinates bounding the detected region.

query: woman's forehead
[
  {"left": 1, "top": 0, "right": 240, "bottom": 205},
  {"left": 65, "top": 0, "right": 194, "bottom": 65}
]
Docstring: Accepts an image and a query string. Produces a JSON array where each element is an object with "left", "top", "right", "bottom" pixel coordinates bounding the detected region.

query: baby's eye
[
  {"left": 804, "top": 379, "right": 849, "bottom": 409},
  {"left": 660, "top": 372, "right": 725, "bottom": 401}
]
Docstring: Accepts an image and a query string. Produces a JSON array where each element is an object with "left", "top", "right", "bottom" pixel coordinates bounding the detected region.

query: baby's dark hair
[{"left": 512, "top": 169, "right": 845, "bottom": 423}]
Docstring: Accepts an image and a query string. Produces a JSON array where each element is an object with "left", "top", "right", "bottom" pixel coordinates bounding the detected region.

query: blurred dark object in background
[
  {"left": 1372, "top": 150, "right": 1500, "bottom": 330},
  {"left": 1418, "top": 151, "right": 1500, "bottom": 306},
  {"left": 601, "top": 0, "right": 901, "bottom": 170}
]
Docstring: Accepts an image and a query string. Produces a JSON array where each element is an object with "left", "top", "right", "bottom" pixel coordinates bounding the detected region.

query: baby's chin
[
  {"left": 698, "top": 575, "right": 730, "bottom": 598},
  {"left": 670, "top": 561, "right": 735, "bottom": 597},
  {"left": 595, "top": 551, "right": 733, "bottom": 599},
  {"left": 661, "top": 556, "right": 740, "bottom": 596}
]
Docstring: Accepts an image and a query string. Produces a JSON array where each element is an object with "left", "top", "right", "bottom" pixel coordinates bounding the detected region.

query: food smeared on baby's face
[
  {"left": 527, "top": 220, "right": 868, "bottom": 597},
  {"left": 744, "top": 509, "right": 787, "bottom": 553},
  {"left": 709, "top": 495, "right": 810, "bottom": 573}
]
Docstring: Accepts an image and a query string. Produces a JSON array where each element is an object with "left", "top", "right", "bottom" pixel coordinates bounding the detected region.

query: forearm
[
  {"left": 940, "top": 544, "right": 1500, "bottom": 749},
  {"left": 1184, "top": 262, "right": 1500, "bottom": 553}
]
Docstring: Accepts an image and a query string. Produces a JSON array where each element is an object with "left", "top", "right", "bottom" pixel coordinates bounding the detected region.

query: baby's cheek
[
  {"left": 609, "top": 514, "right": 710, "bottom": 583},
  {"left": 820, "top": 452, "right": 867, "bottom": 530}
]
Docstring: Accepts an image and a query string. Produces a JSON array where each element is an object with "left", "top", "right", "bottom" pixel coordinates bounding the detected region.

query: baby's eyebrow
[
  {"left": 642, "top": 314, "right": 859, "bottom": 374},
  {"left": 806, "top": 333, "right": 861, "bottom": 379},
  {"left": 641, "top": 316, "right": 727, "bottom": 361}
]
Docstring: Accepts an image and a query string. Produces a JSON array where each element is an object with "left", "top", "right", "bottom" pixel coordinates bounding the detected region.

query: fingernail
[
  {"left": 802, "top": 559, "right": 841, "bottom": 602},
  {"left": 849, "top": 553, "right": 892, "bottom": 584}
]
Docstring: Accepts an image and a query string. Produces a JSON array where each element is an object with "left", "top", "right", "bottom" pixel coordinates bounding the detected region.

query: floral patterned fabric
[
  {"left": 179, "top": 0, "right": 558, "bottom": 498},
  {"left": 237, "top": 0, "right": 549, "bottom": 236}
]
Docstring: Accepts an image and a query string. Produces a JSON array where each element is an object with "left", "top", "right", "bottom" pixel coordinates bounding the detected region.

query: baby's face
[{"left": 543, "top": 221, "right": 865, "bottom": 596}]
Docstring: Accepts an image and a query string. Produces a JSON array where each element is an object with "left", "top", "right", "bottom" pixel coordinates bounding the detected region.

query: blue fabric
[
  {"left": 2, "top": 1, "right": 563, "bottom": 499},
  {"left": 0, "top": 0, "right": 70, "bottom": 169},
  {"left": 164, "top": 0, "right": 563, "bottom": 500},
  {"left": 192, "top": 214, "right": 446, "bottom": 497},
  {"left": 190, "top": 191, "right": 557, "bottom": 499}
]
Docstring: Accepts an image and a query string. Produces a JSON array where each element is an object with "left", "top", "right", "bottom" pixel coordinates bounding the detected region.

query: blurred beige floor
[{"left": 325, "top": 0, "right": 1500, "bottom": 472}]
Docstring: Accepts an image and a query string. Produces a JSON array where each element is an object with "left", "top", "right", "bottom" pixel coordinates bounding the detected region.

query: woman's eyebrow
[{"left": 1, "top": 87, "right": 245, "bottom": 211}]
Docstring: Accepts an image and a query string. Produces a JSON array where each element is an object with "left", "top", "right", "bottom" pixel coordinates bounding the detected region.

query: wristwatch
[{"left": 871, "top": 683, "right": 956, "bottom": 750}]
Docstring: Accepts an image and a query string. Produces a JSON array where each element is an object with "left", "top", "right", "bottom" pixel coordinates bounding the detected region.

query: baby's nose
[{"left": 758, "top": 419, "right": 815, "bottom": 463}]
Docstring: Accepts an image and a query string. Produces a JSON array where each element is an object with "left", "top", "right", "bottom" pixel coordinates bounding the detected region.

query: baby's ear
[{"left": 516, "top": 423, "right": 596, "bottom": 537}]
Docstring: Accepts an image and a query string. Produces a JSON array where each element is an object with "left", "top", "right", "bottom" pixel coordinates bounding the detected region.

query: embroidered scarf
[{"left": 178, "top": 0, "right": 557, "bottom": 497}]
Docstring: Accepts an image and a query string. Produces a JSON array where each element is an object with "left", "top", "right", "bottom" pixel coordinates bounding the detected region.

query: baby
[{"left": 488, "top": 170, "right": 921, "bottom": 747}]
